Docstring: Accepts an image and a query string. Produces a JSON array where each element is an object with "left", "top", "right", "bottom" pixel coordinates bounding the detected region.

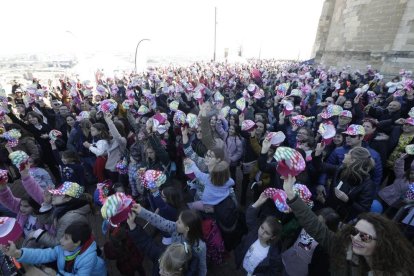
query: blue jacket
[
  {"left": 18, "top": 241, "right": 106, "bottom": 276},
  {"left": 326, "top": 144, "right": 383, "bottom": 189}
]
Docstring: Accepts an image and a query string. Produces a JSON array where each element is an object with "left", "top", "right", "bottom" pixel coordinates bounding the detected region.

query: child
[{"left": 1, "top": 222, "right": 107, "bottom": 275}]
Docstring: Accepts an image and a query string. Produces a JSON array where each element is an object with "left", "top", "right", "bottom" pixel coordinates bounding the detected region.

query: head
[
  {"left": 20, "top": 196, "right": 41, "bottom": 216},
  {"left": 229, "top": 114, "right": 239, "bottom": 127},
  {"left": 362, "top": 119, "right": 377, "bottom": 135},
  {"left": 209, "top": 161, "right": 230, "bottom": 186},
  {"left": 91, "top": 123, "right": 110, "bottom": 140},
  {"left": 325, "top": 97, "right": 334, "bottom": 105},
  {"left": 205, "top": 147, "right": 225, "bottom": 169},
  {"left": 343, "top": 100, "right": 353, "bottom": 109},
  {"left": 16, "top": 104, "right": 26, "bottom": 114},
  {"left": 59, "top": 105, "right": 70, "bottom": 117},
  {"left": 159, "top": 243, "right": 192, "bottom": 276},
  {"left": 255, "top": 120, "right": 266, "bottom": 137},
  {"left": 228, "top": 125, "right": 239, "bottom": 137},
  {"left": 333, "top": 133, "right": 344, "bottom": 146},
  {"left": 60, "top": 222, "right": 91, "bottom": 251},
  {"left": 65, "top": 115, "right": 76, "bottom": 128},
  {"left": 196, "top": 127, "right": 202, "bottom": 140},
  {"left": 296, "top": 127, "right": 312, "bottom": 142},
  {"left": 338, "top": 115, "right": 352, "bottom": 126},
  {"left": 160, "top": 186, "right": 183, "bottom": 210},
  {"left": 51, "top": 194, "right": 73, "bottom": 206},
  {"left": 255, "top": 113, "right": 266, "bottom": 122},
  {"left": 175, "top": 210, "right": 203, "bottom": 245},
  {"left": 342, "top": 147, "right": 375, "bottom": 183},
  {"left": 344, "top": 133, "right": 363, "bottom": 148},
  {"left": 386, "top": 101, "right": 401, "bottom": 114},
  {"left": 209, "top": 115, "right": 217, "bottom": 127},
  {"left": 145, "top": 146, "right": 156, "bottom": 162},
  {"left": 61, "top": 150, "right": 81, "bottom": 165},
  {"left": 27, "top": 111, "right": 43, "bottom": 125},
  {"left": 79, "top": 119, "right": 92, "bottom": 130},
  {"left": 258, "top": 216, "right": 282, "bottom": 245},
  {"left": 317, "top": 208, "right": 340, "bottom": 232}
]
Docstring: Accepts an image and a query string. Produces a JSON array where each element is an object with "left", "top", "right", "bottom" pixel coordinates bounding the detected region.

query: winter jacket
[
  {"left": 326, "top": 144, "right": 383, "bottom": 189},
  {"left": 215, "top": 122, "right": 243, "bottom": 166},
  {"left": 105, "top": 119, "right": 127, "bottom": 172},
  {"left": 234, "top": 206, "right": 283, "bottom": 275},
  {"left": 18, "top": 241, "right": 106, "bottom": 276},
  {"left": 0, "top": 175, "right": 44, "bottom": 230},
  {"left": 138, "top": 208, "right": 207, "bottom": 276}
]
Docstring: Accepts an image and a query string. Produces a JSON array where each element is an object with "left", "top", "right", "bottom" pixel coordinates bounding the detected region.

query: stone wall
[{"left": 313, "top": 0, "right": 414, "bottom": 77}]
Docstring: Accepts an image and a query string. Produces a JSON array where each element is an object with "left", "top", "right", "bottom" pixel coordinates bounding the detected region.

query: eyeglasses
[
  {"left": 344, "top": 134, "right": 358, "bottom": 139},
  {"left": 351, "top": 226, "right": 377, "bottom": 243}
]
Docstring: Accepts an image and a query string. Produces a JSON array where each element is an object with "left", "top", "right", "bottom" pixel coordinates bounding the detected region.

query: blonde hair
[
  {"left": 159, "top": 243, "right": 192, "bottom": 276},
  {"left": 341, "top": 147, "right": 375, "bottom": 184},
  {"left": 210, "top": 161, "right": 230, "bottom": 186}
]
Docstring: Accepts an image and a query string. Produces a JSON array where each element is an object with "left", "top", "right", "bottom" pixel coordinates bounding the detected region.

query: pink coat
[{"left": 0, "top": 175, "right": 45, "bottom": 229}]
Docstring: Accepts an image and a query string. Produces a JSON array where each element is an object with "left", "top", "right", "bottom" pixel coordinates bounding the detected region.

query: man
[
  {"left": 327, "top": 124, "right": 383, "bottom": 189},
  {"left": 336, "top": 110, "right": 353, "bottom": 133}
]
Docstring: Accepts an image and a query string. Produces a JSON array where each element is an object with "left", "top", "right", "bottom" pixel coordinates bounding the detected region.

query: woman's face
[
  {"left": 196, "top": 128, "right": 202, "bottom": 140},
  {"left": 28, "top": 115, "right": 39, "bottom": 125},
  {"left": 51, "top": 194, "right": 69, "bottom": 206},
  {"left": 66, "top": 116, "right": 75, "bottom": 127},
  {"left": 229, "top": 125, "right": 236, "bottom": 136},
  {"left": 363, "top": 122, "right": 376, "bottom": 135},
  {"left": 256, "top": 122, "right": 265, "bottom": 136},
  {"left": 210, "top": 116, "right": 217, "bottom": 127},
  {"left": 90, "top": 126, "right": 100, "bottom": 137},
  {"left": 343, "top": 100, "right": 352, "bottom": 109},
  {"left": 19, "top": 200, "right": 34, "bottom": 215},
  {"left": 205, "top": 150, "right": 219, "bottom": 168},
  {"left": 333, "top": 134, "right": 344, "bottom": 145},
  {"left": 229, "top": 116, "right": 236, "bottom": 126},
  {"left": 175, "top": 215, "right": 188, "bottom": 235},
  {"left": 296, "top": 129, "right": 308, "bottom": 142},
  {"left": 16, "top": 105, "right": 25, "bottom": 114},
  {"left": 258, "top": 222, "right": 274, "bottom": 244},
  {"left": 351, "top": 219, "right": 377, "bottom": 256}
]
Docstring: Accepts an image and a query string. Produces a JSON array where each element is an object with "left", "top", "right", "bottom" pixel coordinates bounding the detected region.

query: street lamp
[{"left": 134, "top": 39, "right": 150, "bottom": 72}]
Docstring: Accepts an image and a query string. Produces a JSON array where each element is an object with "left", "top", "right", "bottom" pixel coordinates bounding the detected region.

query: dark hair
[
  {"left": 210, "top": 161, "right": 230, "bottom": 186},
  {"left": 262, "top": 216, "right": 282, "bottom": 245},
  {"left": 20, "top": 196, "right": 41, "bottom": 215},
  {"left": 113, "top": 121, "right": 126, "bottom": 137},
  {"left": 179, "top": 210, "right": 203, "bottom": 246},
  {"left": 316, "top": 207, "right": 340, "bottom": 232},
  {"left": 65, "top": 222, "right": 92, "bottom": 245},
  {"left": 92, "top": 123, "right": 110, "bottom": 140},
  {"left": 62, "top": 150, "right": 81, "bottom": 164},
  {"left": 161, "top": 186, "right": 184, "bottom": 210},
  {"left": 64, "top": 115, "right": 76, "bottom": 131},
  {"left": 27, "top": 111, "right": 43, "bottom": 123}
]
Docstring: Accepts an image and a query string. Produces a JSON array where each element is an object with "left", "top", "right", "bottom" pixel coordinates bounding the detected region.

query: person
[
  {"left": 1, "top": 222, "right": 107, "bottom": 275},
  {"left": 132, "top": 203, "right": 207, "bottom": 276},
  {"left": 283, "top": 174, "right": 414, "bottom": 275},
  {"left": 127, "top": 204, "right": 202, "bottom": 276},
  {"left": 4, "top": 124, "right": 40, "bottom": 160},
  {"left": 234, "top": 192, "right": 283, "bottom": 275},
  {"left": 313, "top": 144, "right": 376, "bottom": 221}
]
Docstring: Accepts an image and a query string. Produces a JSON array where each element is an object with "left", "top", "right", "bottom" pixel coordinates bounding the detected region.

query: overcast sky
[{"left": 0, "top": 0, "right": 324, "bottom": 60}]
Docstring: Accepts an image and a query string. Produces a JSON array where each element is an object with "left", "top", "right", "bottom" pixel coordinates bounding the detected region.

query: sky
[{"left": 0, "top": 0, "right": 325, "bottom": 61}]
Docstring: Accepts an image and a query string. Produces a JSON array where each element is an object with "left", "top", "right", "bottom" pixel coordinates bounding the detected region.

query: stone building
[{"left": 312, "top": 0, "right": 414, "bottom": 76}]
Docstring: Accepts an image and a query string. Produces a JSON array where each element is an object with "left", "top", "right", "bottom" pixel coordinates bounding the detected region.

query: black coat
[{"left": 234, "top": 206, "right": 283, "bottom": 276}]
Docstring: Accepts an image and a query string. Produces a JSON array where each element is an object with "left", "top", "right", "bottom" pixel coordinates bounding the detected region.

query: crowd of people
[{"left": 0, "top": 59, "right": 414, "bottom": 275}]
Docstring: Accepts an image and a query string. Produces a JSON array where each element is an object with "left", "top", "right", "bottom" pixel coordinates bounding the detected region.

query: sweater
[{"left": 105, "top": 119, "right": 127, "bottom": 172}]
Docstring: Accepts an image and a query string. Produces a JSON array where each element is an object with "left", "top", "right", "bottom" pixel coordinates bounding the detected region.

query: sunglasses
[
  {"left": 351, "top": 226, "right": 377, "bottom": 243},
  {"left": 344, "top": 134, "right": 358, "bottom": 138}
]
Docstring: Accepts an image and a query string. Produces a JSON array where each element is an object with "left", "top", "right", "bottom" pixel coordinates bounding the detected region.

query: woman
[
  {"left": 60, "top": 114, "right": 76, "bottom": 145},
  {"left": 132, "top": 204, "right": 207, "bottom": 276},
  {"left": 8, "top": 111, "right": 60, "bottom": 181},
  {"left": 313, "top": 144, "right": 376, "bottom": 221},
  {"left": 283, "top": 174, "right": 414, "bottom": 275},
  {"left": 234, "top": 192, "right": 283, "bottom": 275},
  {"left": 362, "top": 118, "right": 388, "bottom": 168}
]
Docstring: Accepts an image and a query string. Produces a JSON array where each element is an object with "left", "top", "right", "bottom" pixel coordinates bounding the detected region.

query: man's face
[
  {"left": 387, "top": 101, "right": 400, "bottom": 113},
  {"left": 345, "top": 134, "right": 362, "bottom": 147},
  {"left": 59, "top": 106, "right": 69, "bottom": 116}
]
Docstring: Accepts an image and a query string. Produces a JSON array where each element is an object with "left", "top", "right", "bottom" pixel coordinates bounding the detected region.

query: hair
[
  {"left": 229, "top": 114, "right": 239, "bottom": 126},
  {"left": 179, "top": 209, "right": 203, "bottom": 246},
  {"left": 79, "top": 119, "right": 92, "bottom": 129},
  {"left": 332, "top": 213, "right": 414, "bottom": 274},
  {"left": 340, "top": 147, "right": 375, "bottom": 185},
  {"left": 27, "top": 111, "right": 43, "bottom": 123},
  {"left": 159, "top": 243, "right": 192, "bottom": 276},
  {"left": 113, "top": 121, "right": 126, "bottom": 137},
  {"left": 20, "top": 196, "right": 41, "bottom": 215},
  {"left": 65, "top": 222, "right": 92, "bottom": 245},
  {"left": 209, "top": 146, "right": 225, "bottom": 162},
  {"left": 316, "top": 207, "right": 340, "bottom": 232},
  {"left": 62, "top": 150, "right": 81, "bottom": 164},
  {"left": 261, "top": 216, "right": 283, "bottom": 245},
  {"left": 210, "top": 161, "right": 230, "bottom": 186},
  {"left": 91, "top": 123, "right": 110, "bottom": 140},
  {"left": 64, "top": 115, "right": 76, "bottom": 131},
  {"left": 161, "top": 186, "right": 184, "bottom": 210},
  {"left": 362, "top": 118, "right": 378, "bottom": 129}
]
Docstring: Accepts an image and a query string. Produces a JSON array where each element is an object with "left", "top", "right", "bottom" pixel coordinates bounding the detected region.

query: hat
[
  {"left": 137, "top": 105, "right": 150, "bottom": 115},
  {"left": 214, "top": 91, "right": 224, "bottom": 102},
  {"left": 342, "top": 124, "right": 365, "bottom": 136},
  {"left": 408, "top": 107, "right": 414, "bottom": 118},
  {"left": 241, "top": 120, "right": 256, "bottom": 132},
  {"left": 122, "top": 99, "right": 134, "bottom": 110},
  {"left": 0, "top": 170, "right": 8, "bottom": 184},
  {"left": 49, "top": 129, "right": 62, "bottom": 141},
  {"left": 266, "top": 132, "right": 286, "bottom": 146},
  {"left": 230, "top": 108, "right": 239, "bottom": 115},
  {"left": 98, "top": 99, "right": 118, "bottom": 113},
  {"left": 1, "top": 129, "right": 21, "bottom": 148},
  {"left": 115, "top": 158, "right": 129, "bottom": 174},
  {"left": 263, "top": 187, "right": 290, "bottom": 213},
  {"left": 173, "top": 110, "right": 187, "bottom": 126},
  {"left": 406, "top": 144, "right": 414, "bottom": 155},
  {"left": 220, "top": 106, "right": 230, "bottom": 118},
  {"left": 169, "top": 101, "right": 179, "bottom": 112},
  {"left": 0, "top": 217, "right": 23, "bottom": 245},
  {"left": 405, "top": 117, "right": 414, "bottom": 126},
  {"left": 293, "top": 184, "right": 313, "bottom": 208},
  {"left": 290, "top": 89, "right": 303, "bottom": 98},
  {"left": 253, "top": 89, "right": 265, "bottom": 99},
  {"left": 76, "top": 111, "right": 90, "bottom": 121},
  {"left": 236, "top": 98, "right": 246, "bottom": 111},
  {"left": 290, "top": 115, "right": 313, "bottom": 128},
  {"left": 186, "top": 113, "right": 199, "bottom": 129},
  {"left": 320, "top": 104, "right": 343, "bottom": 119},
  {"left": 139, "top": 170, "right": 167, "bottom": 190},
  {"left": 48, "top": 182, "right": 84, "bottom": 198},
  {"left": 101, "top": 192, "right": 134, "bottom": 226},
  {"left": 318, "top": 121, "right": 336, "bottom": 145},
  {"left": 274, "top": 147, "right": 306, "bottom": 177},
  {"left": 282, "top": 100, "right": 294, "bottom": 116},
  {"left": 96, "top": 85, "right": 107, "bottom": 96},
  {"left": 110, "top": 84, "right": 119, "bottom": 96},
  {"left": 340, "top": 110, "right": 352, "bottom": 118},
  {"left": 9, "top": 151, "right": 29, "bottom": 170}
]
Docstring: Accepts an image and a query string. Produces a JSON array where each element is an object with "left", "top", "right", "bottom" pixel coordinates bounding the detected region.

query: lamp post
[
  {"left": 213, "top": 7, "right": 217, "bottom": 61},
  {"left": 134, "top": 38, "right": 150, "bottom": 72}
]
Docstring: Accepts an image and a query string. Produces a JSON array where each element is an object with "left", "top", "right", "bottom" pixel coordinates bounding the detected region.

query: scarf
[{"left": 64, "top": 235, "right": 94, "bottom": 273}]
